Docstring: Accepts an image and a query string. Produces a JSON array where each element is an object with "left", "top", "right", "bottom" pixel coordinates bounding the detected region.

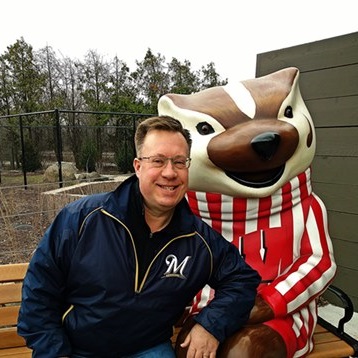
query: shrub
[
  {"left": 78, "top": 139, "right": 99, "bottom": 172},
  {"left": 114, "top": 140, "right": 134, "bottom": 173},
  {"left": 20, "top": 140, "right": 42, "bottom": 172}
]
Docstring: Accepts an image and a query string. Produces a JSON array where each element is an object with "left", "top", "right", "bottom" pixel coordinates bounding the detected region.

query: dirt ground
[
  {"left": 0, "top": 170, "right": 126, "bottom": 265},
  {"left": 0, "top": 181, "right": 57, "bottom": 264}
]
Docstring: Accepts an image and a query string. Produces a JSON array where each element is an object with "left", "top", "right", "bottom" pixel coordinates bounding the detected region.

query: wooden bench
[
  {"left": 309, "top": 285, "right": 358, "bottom": 358},
  {"left": 1, "top": 263, "right": 357, "bottom": 358},
  {"left": 172, "top": 284, "right": 358, "bottom": 358},
  {"left": 0, "top": 263, "right": 31, "bottom": 357}
]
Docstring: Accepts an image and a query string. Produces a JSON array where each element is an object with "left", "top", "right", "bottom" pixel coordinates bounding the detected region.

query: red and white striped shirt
[{"left": 186, "top": 168, "right": 336, "bottom": 357}]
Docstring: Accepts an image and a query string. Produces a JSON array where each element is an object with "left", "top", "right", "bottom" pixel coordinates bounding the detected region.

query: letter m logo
[{"left": 162, "top": 254, "right": 191, "bottom": 279}]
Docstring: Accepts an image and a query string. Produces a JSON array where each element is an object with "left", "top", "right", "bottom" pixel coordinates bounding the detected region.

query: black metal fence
[{"left": 0, "top": 109, "right": 153, "bottom": 188}]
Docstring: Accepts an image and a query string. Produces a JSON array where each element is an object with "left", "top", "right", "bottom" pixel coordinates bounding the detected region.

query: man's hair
[{"left": 135, "top": 115, "right": 192, "bottom": 156}]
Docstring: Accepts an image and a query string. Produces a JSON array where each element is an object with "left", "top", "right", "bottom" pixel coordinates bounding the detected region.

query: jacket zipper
[{"left": 100, "top": 209, "right": 196, "bottom": 293}]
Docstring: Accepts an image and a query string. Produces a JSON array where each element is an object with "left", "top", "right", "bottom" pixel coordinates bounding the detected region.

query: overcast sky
[{"left": 1, "top": 0, "right": 357, "bottom": 83}]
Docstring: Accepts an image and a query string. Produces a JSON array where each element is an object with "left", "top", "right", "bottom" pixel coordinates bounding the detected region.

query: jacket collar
[{"left": 102, "top": 174, "right": 196, "bottom": 234}]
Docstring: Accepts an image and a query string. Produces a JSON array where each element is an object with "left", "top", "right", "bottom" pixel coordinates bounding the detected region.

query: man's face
[{"left": 133, "top": 130, "right": 189, "bottom": 215}]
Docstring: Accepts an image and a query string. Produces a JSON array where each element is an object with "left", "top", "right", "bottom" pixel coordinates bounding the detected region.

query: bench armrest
[
  {"left": 318, "top": 284, "right": 358, "bottom": 357},
  {"left": 325, "top": 285, "right": 354, "bottom": 334}
]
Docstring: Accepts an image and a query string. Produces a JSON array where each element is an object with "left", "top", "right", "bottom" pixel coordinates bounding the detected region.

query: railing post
[
  {"left": 54, "top": 109, "right": 63, "bottom": 188},
  {"left": 19, "top": 115, "right": 27, "bottom": 189},
  {"left": 0, "top": 127, "right": 2, "bottom": 184}
]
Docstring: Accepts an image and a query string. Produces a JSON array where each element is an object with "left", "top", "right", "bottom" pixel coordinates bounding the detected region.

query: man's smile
[{"left": 158, "top": 184, "right": 178, "bottom": 191}]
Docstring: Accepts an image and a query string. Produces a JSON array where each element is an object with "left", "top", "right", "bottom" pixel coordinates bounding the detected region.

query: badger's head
[{"left": 158, "top": 67, "right": 315, "bottom": 198}]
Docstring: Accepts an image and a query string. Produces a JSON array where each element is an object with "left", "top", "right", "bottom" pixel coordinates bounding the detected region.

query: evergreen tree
[
  {"left": 2, "top": 37, "right": 46, "bottom": 114},
  {"left": 167, "top": 58, "right": 199, "bottom": 94},
  {"left": 131, "top": 48, "right": 169, "bottom": 113},
  {"left": 199, "top": 61, "right": 228, "bottom": 89}
]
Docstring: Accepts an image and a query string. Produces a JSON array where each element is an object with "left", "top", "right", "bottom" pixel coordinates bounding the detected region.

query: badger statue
[{"left": 158, "top": 67, "right": 336, "bottom": 357}]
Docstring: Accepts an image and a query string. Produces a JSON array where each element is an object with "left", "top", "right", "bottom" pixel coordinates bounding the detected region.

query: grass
[
  {"left": 0, "top": 170, "right": 59, "bottom": 264},
  {"left": 0, "top": 169, "right": 126, "bottom": 264},
  {"left": 0, "top": 171, "right": 45, "bottom": 186}
]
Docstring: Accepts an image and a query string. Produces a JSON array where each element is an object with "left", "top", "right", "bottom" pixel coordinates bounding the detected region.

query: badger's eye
[
  {"left": 284, "top": 106, "right": 293, "bottom": 118},
  {"left": 196, "top": 122, "right": 215, "bottom": 135}
]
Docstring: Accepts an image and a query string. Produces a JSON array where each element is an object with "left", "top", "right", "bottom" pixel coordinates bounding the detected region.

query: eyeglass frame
[{"left": 137, "top": 155, "right": 192, "bottom": 169}]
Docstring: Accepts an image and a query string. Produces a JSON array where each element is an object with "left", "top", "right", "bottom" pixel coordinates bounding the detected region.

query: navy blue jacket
[{"left": 18, "top": 175, "right": 260, "bottom": 357}]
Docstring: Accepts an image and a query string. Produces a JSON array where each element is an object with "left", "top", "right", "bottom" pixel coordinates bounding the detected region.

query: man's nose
[{"left": 161, "top": 159, "right": 177, "bottom": 174}]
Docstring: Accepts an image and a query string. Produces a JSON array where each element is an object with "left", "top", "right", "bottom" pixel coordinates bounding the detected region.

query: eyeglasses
[{"left": 137, "top": 155, "right": 191, "bottom": 169}]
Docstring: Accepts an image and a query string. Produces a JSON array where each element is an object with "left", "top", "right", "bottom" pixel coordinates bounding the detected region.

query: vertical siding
[{"left": 256, "top": 32, "right": 358, "bottom": 310}]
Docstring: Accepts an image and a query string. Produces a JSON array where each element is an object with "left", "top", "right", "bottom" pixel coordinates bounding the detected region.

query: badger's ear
[
  {"left": 158, "top": 94, "right": 189, "bottom": 120},
  {"left": 158, "top": 95, "right": 176, "bottom": 116}
]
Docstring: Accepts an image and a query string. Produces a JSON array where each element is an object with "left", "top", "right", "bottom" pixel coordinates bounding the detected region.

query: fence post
[
  {"left": 0, "top": 127, "right": 1, "bottom": 184},
  {"left": 19, "top": 115, "right": 28, "bottom": 189},
  {"left": 132, "top": 116, "right": 136, "bottom": 154},
  {"left": 54, "top": 109, "right": 63, "bottom": 188}
]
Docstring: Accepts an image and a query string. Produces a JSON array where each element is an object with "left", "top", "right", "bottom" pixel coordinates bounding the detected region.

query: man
[{"left": 18, "top": 116, "right": 260, "bottom": 358}]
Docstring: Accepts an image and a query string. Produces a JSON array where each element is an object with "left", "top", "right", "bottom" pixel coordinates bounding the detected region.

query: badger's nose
[{"left": 251, "top": 132, "right": 280, "bottom": 161}]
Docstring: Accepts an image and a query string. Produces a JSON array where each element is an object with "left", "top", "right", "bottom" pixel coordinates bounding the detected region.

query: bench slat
[
  {"left": 313, "top": 331, "right": 342, "bottom": 344},
  {"left": 0, "top": 264, "right": 28, "bottom": 283},
  {"left": 0, "top": 306, "right": 20, "bottom": 326},
  {"left": 313, "top": 324, "right": 327, "bottom": 333},
  {"left": 307, "top": 339, "right": 354, "bottom": 358},
  {"left": 306, "top": 325, "right": 355, "bottom": 358},
  {"left": 0, "top": 327, "right": 27, "bottom": 349},
  {"left": 0, "top": 283, "right": 22, "bottom": 305},
  {"left": 0, "top": 346, "right": 32, "bottom": 357}
]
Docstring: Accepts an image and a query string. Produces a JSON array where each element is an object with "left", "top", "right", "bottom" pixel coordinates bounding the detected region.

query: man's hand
[{"left": 180, "top": 323, "right": 219, "bottom": 358}]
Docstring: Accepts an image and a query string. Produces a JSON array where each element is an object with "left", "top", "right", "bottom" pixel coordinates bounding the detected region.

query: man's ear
[{"left": 133, "top": 158, "right": 141, "bottom": 176}]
